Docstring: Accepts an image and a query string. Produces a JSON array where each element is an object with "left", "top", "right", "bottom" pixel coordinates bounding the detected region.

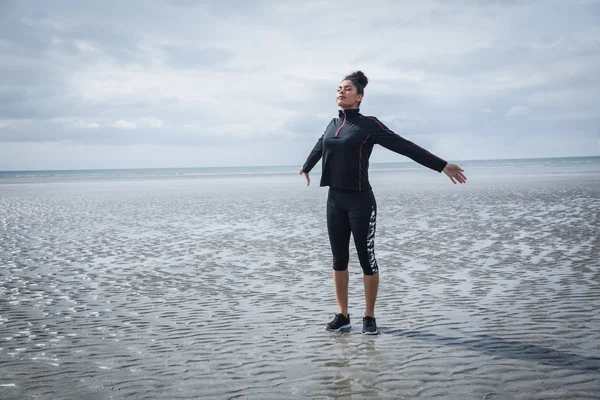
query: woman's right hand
[{"left": 299, "top": 168, "right": 310, "bottom": 186}]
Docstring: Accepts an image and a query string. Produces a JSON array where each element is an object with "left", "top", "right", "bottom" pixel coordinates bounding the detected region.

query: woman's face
[{"left": 336, "top": 79, "right": 363, "bottom": 109}]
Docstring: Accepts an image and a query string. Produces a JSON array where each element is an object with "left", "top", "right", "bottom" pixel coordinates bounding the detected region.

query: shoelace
[{"left": 332, "top": 314, "right": 349, "bottom": 325}]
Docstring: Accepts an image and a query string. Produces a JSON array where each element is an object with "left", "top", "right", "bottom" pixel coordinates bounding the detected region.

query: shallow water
[{"left": 1, "top": 170, "right": 599, "bottom": 399}]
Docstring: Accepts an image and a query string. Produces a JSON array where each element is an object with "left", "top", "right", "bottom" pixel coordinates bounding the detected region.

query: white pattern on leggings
[{"left": 366, "top": 205, "right": 378, "bottom": 273}]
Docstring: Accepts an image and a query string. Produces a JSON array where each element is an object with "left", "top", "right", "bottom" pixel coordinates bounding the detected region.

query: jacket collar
[{"left": 338, "top": 108, "right": 360, "bottom": 117}]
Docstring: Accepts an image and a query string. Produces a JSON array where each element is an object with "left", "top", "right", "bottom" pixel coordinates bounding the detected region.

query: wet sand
[{"left": 1, "top": 170, "right": 599, "bottom": 399}]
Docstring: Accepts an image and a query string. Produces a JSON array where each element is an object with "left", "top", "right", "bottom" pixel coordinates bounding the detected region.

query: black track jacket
[{"left": 302, "top": 108, "right": 447, "bottom": 191}]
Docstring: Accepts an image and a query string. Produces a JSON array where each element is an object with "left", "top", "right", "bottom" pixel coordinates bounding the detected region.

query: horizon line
[{"left": 1, "top": 155, "right": 599, "bottom": 173}]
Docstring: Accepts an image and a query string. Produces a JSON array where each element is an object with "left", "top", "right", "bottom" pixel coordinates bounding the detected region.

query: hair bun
[{"left": 348, "top": 71, "right": 368, "bottom": 88}]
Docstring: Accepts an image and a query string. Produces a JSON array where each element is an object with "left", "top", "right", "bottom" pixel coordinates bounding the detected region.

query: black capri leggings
[{"left": 326, "top": 187, "right": 378, "bottom": 275}]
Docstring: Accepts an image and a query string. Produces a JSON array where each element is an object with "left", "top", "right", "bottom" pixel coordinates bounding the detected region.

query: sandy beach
[{"left": 1, "top": 166, "right": 599, "bottom": 399}]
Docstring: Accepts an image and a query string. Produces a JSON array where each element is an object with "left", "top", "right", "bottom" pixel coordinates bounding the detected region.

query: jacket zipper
[{"left": 335, "top": 110, "right": 346, "bottom": 136}]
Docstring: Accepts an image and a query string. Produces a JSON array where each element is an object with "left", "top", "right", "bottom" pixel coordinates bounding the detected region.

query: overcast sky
[{"left": 1, "top": 0, "right": 599, "bottom": 170}]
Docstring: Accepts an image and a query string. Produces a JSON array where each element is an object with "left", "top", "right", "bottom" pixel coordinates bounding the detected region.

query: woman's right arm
[
  {"left": 300, "top": 120, "right": 332, "bottom": 185},
  {"left": 301, "top": 134, "right": 324, "bottom": 174},
  {"left": 299, "top": 134, "right": 323, "bottom": 186}
]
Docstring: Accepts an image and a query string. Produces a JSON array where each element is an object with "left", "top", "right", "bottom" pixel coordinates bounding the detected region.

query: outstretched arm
[
  {"left": 368, "top": 116, "right": 447, "bottom": 172},
  {"left": 369, "top": 117, "right": 466, "bottom": 184}
]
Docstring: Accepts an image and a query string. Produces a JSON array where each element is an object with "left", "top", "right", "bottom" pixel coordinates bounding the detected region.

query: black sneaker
[
  {"left": 362, "top": 316, "right": 378, "bottom": 335},
  {"left": 326, "top": 313, "right": 351, "bottom": 331}
]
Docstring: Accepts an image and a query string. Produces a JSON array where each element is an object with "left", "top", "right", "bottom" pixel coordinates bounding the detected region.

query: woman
[{"left": 300, "top": 71, "right": 466, "bottom": 335}]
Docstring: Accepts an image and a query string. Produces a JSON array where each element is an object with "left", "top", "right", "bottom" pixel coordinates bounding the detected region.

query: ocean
[
  {"left": 1, "top": 156, "right": 600, "bottom": 184},
  {"left": 1, "top": 156, "right": 599, "bottom": 399}
]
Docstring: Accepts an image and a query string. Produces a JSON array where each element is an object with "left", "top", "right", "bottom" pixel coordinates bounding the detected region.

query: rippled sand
[{"left": 1, "top": 171, "right": 599, "bottom": 399}]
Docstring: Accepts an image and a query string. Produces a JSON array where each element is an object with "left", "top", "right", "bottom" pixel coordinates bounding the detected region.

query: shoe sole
[
  {"left": 362, "top": 330, "right": 378, "bottom": 335},
  {"left": 326, "top": 323, "right": 351, "bottom": 331}
]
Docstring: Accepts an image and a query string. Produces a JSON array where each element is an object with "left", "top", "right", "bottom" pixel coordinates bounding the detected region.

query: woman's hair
[
  {"left": 343, "top": 71, "right": 368, "bottom": 106},
  {"left": 344, "top": 71, "right": 368, "bottom": 95}
]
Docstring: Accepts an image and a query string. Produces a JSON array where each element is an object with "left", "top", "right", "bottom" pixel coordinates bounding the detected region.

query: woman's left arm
[
  {"left": 368, "top": 116, "right": 447, "bottom": 172},
  {"left": 368, "top": 117, "right": 466, "bottom": 184}
]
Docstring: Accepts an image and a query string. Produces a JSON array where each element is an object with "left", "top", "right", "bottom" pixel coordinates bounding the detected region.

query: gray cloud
[
  {"left": 166, "top": 0, "right": 268, "bottom": 13},
  {"left": 0, "top": 64, "right": 67, "bottom": 119},
  {"left": 61, "top": 25, "right": 144, "bottom": 64},
  {"left": 283, "top": 114, "right": 332, "bottom": 138},
  {"left": 1, "top": 0, "right": 599, "bottom": 170},
  {"left": 161, "top": 45, "right": 234, "bottom": 68},
  {"left": 0, "top": 121, "right": 213, "bottom": 146}
]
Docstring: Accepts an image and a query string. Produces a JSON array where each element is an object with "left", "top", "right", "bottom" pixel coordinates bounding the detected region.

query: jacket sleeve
[
  {"left": 302, "top": 119, "right": 332, "bottom": 173},
  {"left": 368, "top": 117, "right": 447, "bottom": 173},
  {"left": 302, "top": 135, "right": 323, "bottom": 173}
]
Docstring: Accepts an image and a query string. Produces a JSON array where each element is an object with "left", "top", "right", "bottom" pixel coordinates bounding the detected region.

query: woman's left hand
[{"left": 443, "top": 163, "right": 467, "bottom": 184}]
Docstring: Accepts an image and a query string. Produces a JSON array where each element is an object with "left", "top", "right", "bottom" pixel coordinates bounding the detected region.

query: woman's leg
[
  {"left": 326, "top": 190, "right": 352, "bottom": 318},
  {"left": 333, "top": 269, "right": 349, "bottom": 316},
  {"left": 362, "top": 272, "right": 379, "bottom": 318},
  {"left": 348, "top": 191, "right": 378, "bottom": 318}
]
